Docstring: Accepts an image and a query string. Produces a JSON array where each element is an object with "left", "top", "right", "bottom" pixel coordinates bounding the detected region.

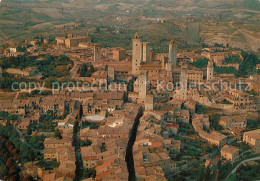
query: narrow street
[
  {"left": 125, "top": 108, "right": 143, "bottom": 181},
  {"left": 73, "top": 118, "right": 83, "bottom": 181}
]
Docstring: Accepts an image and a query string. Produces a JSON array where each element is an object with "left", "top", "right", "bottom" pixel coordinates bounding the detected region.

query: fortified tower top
[
  {"left": 133, "top": 33, "right": 140, "bottom": 39},
  {"left": 170, "top": 39, "right": 175, "bottom": 45}
]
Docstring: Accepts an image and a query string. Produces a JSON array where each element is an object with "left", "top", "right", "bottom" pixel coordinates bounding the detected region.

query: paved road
[{"left": 226, "top": 156, "right": 260, "bottom": 178}]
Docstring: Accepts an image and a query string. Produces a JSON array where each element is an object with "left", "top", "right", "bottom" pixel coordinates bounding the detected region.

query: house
[
  {"left": 44, "top": 138, "right": 72, "bottom": 149},
  {"left": 192, "top": 114, "right": 227, "bottom": 147},
  {"left": 163, "top": 139, "right": 182, "bottom": 154},
  {"left": 206, "top": 131, "right": 227, "bottom": 148},
  {"left": 55, "top": 37, "right": 66, "bottom": 45},
  {"left": 180, "top": 110, "right": 190, "bottom": 123},
  {"left": 243, "top": 129, "right": 260, "bottom": 153},
  {"left": 219, "top": 115, "right": 247, "bottom": 129},
  {"left": 167, "top": 123, "right": 179, "bottom": 135},
  {"left": 148, "top": 110, "right": 168, "bottom": 121},
  {"left": 256, "top": 64, "right": 260, "bottom": 70},
  {"left": 92, "top": 70, "right": 108, "bottom": 85},
  {"left": 221, "top": 145, "right": 240, "bottom": 163},
  {"left": 112, "top": 48, "right": 126, "bottom": 61},
  {"left": 17, "top": 119, "right": 30, "bottom": 130},
  {"left": 226, "top": 90, "right": 254, "bottom": 109}
]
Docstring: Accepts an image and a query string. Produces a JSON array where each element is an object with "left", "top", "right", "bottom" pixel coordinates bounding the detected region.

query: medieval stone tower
[
  {"left": 142, "top": 42, "right": 150, "bottom": 62},
  {"left": 94, "top": 43, "right": 101, "bottom": 61},
  {"left": 145, "top": 94, "right": 154, "bottom": 111},
  {"left": 207, "top": 60, "right": 214, "bottom": 81},
  {"left": 132, "top": 33, "right": 143, "bottom": 75},
  {"left": 107, "top": 66, "right": 115, "bottom": 82},
  {"left": 169, "top": 39, "right": 177, "bottom": 66},
  {"left": 180, "top": 65, "right": 188, "bottom": 100},
  {"left": 138, "top": 71, "right": 148, "bottom": 99}
]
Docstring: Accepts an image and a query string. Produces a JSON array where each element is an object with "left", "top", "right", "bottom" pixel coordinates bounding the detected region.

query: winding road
[{"left": 226, "top": 155, "right": 260, "bottom": 179}]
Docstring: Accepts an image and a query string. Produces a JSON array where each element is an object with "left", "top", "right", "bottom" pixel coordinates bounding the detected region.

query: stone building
[
  {"left": 64, "top": 33, "right": 91, "bottom": 47},
  {"left": 221, "top": 145, "right": 240, "bottom": 163},
  {"left": 219, "top": 115, "right": 247, "bottom": 129},
  {"left": 243, "top": 129, "right": 260, "bottom": 153},
  {"left": 94, "top": 43, "right": 101, "bottom": 61},
  {"left": 112, "top": 48, "right": 126, "bottom": 61},
  {"left": 173, "top": 69, "right": 203, "bottom": 85},
  {"left": 226, "top": 90, "right": 254, "bottom": 109}
]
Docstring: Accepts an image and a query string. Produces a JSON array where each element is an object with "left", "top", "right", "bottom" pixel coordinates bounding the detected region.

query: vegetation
[
  {"left": 82, "top": 168, "right": 96, "bottom": 179},
  {"left": 189, "top": 58, "right": 209, "bottom": 69},
  {"left": 238, "top": 52, "right": 260, "bottom": 76},
  {"left": 235, "top": 160, "right": 260, "bottom": 180},
  {"left": 0, "top": 111, "right": 19, "bottom": 120},
  {"left": 209, "top": 114, "right": 223, "bottom": 131},
  {"left": 81, "top": 121, "right": 99, "bottom": 129},
  {"left": 0, "top": 134, "right": 20, "bottom": 180},
  {"left": 214, "top": 66, "right": 237, "bottom": 75},
  {"left": 219, "top": 99, "right": 232, "bottom": 104},
  {"left": 26, "top": 90, "right": 52, "bottom": 97},
  {"left": 0, "top": 123, "right": 41, "bottom": 165},
  {"left": 246, "top": 119, "right": 260, "bottom": 131},
  {"left": 78, "top": 64, "right": 95, "bottom": 77},
  {"left": 24, "top": 135, "right": 45, "bottom": 150},
  {"left": 0, "top": 73, "right": 39, "bottom": 90},
  {"left": 223, "top": 55, "right": 241, "bottom": 64},
  {"left": 218, "top": 161, "right": 233, "bottom": 180},
  {"left": 195, "top": 103, "right": 207, "bottom": 114},
  {"left": 0, "top": 54, "right": 73, "bottom": 78},
  {"left": 177, "top": 121, "right": 195, "bottom": 135},
  {"left": 37, "top": 160, "right": 59, "bottom": 170},
  {"left": 54, "top": 128, "right": 62, "bottom": 139},
  {"left": 80, "top": 138, "right": 92, "bottom": 147},
  {"left": 28, "top": 112, "right": 57, "bottom": 132}
]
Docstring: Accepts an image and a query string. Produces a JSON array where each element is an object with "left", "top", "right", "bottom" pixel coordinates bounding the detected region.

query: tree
[
  {"left": 54, "top": 129, "right": 62, "bottom": 139},
  {"left": 80, "top": 140, "right": 85, "bottom": 147},
  {"left": 195, "top": 103, "right": 207, "bottom": 114},
  {"left": 127, "top": 78, "right": 134, "bottom": 92},
  {"left": 82, "top": 168, "right": 96, "bottom": 179},
  {"left": 79, "top": 64, "right": 88, "bottom": 77},
  {"left": 205, "top": 166, "right": 211, "bottom": 180},
  {"left": 89, "top": 65, "right": 95, "bottom": 73},
  {"left": 190, "top": 58, "right": 209, "bottom": 69},
  {"left": 238, "top": 52, "right": 260, "bottom": 76},
  {"left": 181, "top": 103, "right": 186, "bottom": 110},
  {"left": 27, "top": 124, "right": 32, "bottom": 135},
  {"left": 20, "top": 144, "right": 35, "bottom": 164},
  {"left": 85, "top": 138, "right": 92, "bottom": 146},
  {"left": 198, "top": 165, "right": 205, "bottom": 181},
  {"left": 209, "top": 114, "right": 222, "bottom": 131},
  {"left": 0, "top": 161, "right": 8, "bottom": 178},
  {"left": 0, "top": 111, "right": 9, "bottom": 119}
]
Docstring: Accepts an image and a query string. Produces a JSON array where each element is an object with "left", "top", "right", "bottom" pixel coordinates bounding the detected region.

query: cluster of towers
[
  {"left": 132, "top": 33, "right": 151, "bottom": 75},
  {"left": 132, "top": 33, "right": 177, "bottom": 76},
  {"left": 131, "top": 33, "right": 214, "bottom": 102}
]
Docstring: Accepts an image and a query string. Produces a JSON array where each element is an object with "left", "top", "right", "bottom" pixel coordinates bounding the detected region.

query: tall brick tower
[
  {"left": 132, "top": 33, "right": 143, "bottom": 76},
  {"left": 180, "top": 65, "right": 188, "bottom": 100},
  {"left": 169, "top": 39, "right": 177, "bottom": 66},
  {"left": 207, "top": 60, "right": 214, "bottom": 81}
]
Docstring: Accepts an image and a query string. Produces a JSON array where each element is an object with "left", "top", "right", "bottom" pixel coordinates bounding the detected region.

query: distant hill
[{"left": 0, "top": 0, "right": 259, "bottom": 51}]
